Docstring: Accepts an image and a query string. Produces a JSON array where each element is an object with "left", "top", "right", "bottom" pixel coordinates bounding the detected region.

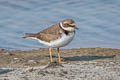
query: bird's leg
[
  {"left": 57, "top": 48, "right": 61, "bottom": 64},
  {"left": 57, "top": 48, "right": 67, "bottom": 64},
  {"left": 49, "top": 48, "right": 53, "bottom": 63}
]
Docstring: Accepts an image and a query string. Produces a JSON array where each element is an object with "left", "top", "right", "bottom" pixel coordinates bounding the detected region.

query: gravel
[{"left": 0, "top": 61, "right": 120, "bottom": 80}]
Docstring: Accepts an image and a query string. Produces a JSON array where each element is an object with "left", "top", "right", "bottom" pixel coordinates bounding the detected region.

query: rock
[
  {"left": 28, "top": 60, "right": 37, "bottom": 64},
  {"left": 0, "top": 48, "right": 5, "bottom": 53},
  {"left": 0, "top": 48, "right": 5, "bottom": 52},
  {"left": 14, "top": 58, "right": 18, "bottom": 60},
  {"left": 28, "top": 67, "right": 34, "bottom": 72},
  {"left": 4, "top": 52, "right": 13, "bottom": 56},
  {"left": 24, "top": 67, "right": 34, "bottom": 72}
]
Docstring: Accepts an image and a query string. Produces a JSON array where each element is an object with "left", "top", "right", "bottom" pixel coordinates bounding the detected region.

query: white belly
[
  {"left": 34, "top": 32, "right": 75, "bottom": 48},
  {"left": 49, "top": 32, "right": 75, "bottom": 48}
]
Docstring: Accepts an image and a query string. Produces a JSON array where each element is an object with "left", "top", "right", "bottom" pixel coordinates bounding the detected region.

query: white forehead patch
[{"left": 63, "top": 21, "right": 69, "bottom": 24}]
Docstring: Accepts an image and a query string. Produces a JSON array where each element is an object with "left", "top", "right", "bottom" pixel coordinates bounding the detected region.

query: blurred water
[{"left": 0, "top": 0, "right": 120, "bottom": 50}]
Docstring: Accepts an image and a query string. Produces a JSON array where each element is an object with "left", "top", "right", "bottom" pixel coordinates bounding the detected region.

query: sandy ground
[{"left": 0, "top": 48, "right": 120, "bottom": 80}]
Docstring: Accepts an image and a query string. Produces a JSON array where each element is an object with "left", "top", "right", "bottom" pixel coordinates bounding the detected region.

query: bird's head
[{"left": 60, "top": 18, "right": 78, "bottom": 32}]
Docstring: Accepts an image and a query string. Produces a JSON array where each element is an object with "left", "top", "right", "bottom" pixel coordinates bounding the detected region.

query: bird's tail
[{"left": 23, "top": 33, "right": 36, "bottom": 39}]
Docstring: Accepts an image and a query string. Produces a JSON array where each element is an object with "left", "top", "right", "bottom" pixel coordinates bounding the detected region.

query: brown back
[{"left": 35, "top": 24, "right": 62, "bottom": 42}]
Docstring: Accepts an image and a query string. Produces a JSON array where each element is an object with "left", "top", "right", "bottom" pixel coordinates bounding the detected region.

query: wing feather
[{"left": 35, "top": 24, "right": 62, "bottom": 42}]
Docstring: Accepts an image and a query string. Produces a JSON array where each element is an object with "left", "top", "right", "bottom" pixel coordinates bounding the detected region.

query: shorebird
[{"left": 23, "top": 18, "right": 78, "bottom": 64}]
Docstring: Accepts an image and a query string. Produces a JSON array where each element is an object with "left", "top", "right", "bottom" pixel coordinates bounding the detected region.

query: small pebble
[
  {"left": 14, "top": 58, "right": 18, "bottom": 60},
  {"left": 28, "top": 60, "right": 37, "bottom": 64}
]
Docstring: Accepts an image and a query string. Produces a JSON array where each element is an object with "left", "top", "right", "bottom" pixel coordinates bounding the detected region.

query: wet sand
[{"left": 0, "top": 48, "right": 120, "bottom": 80}]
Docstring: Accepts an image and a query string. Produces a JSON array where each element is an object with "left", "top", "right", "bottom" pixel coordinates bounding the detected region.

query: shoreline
[
  {"left": 0, "top": 47, "right": 119, "bottom": 68},
  {"left": 0, "top": 48, "right": 120, "bottom": 80}
]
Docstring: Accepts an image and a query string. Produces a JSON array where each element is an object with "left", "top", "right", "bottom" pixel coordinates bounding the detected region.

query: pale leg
[
  {"left": 57, "top": 48, "right": 61, "bottom": 63},
  {"left": 49, "top": 48, "right": 53, "bottom": 62}
]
